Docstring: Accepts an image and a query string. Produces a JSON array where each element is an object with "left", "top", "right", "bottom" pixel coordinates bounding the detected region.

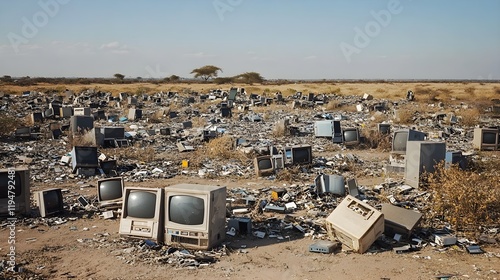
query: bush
[
  {"left": 0, "top": 113, "right": 19, "bottom": 137},
  {"left": 424, "top": 163, "right": 500, "bottom": 236}
]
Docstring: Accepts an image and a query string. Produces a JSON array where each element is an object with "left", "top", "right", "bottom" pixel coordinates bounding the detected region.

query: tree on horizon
[{"left": 190, "top": 65, "right": 222, "bottom": 81}]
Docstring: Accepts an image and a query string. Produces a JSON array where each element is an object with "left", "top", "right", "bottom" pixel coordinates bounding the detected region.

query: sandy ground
[{"left": 1, "top": 172, "right": 499, "bottom": 280}]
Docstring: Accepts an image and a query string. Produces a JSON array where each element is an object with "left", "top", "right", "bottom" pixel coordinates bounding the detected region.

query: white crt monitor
[
  {"left": 164, "top": 184, "right": 226, "bottom": 250},
  {"left": 119, "top": 187, "right": 164, "bottom": 241}
]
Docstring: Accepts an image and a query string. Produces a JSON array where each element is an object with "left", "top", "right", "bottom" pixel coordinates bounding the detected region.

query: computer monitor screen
[
  {"left": 168, "top": 196, "right": 204, "bottom": 225},
  {"left": 258, "top": 158, "right": 272, "bottom": 170},
  {"left": 72, "top": 146, "right": 98, "bottom": 170},
  {"left": 97, "top": 177, "right": 124, "bottom": 203},
  {"left": 343, "top": 130, "right": 359, "bottom": 143},
  {"left": 126, "top": 191, "right": 157, "bottom": 219},
  {"left": 483, "top": 132, "right": 497, "bottom": 144},
  {"left": 392, "top": 131, "right": 409, "bottom": 153},
  {"left": 254, "top": 155, "right": 274, "bottom": 176},
  {"left": 291, "top": 145, "right": 312, "bottom": 164},
  {"left": 378, "top": 124, "right": 391, "bottom": 135},
  {"left": 43, "top": 190, "right": 63, "bottom": 213},
  {"left": 37, "top": 188, "right": 64, "bottom": 217}
]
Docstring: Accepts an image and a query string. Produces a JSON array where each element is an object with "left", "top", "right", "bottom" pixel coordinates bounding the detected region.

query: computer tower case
[
  {"left": 325, "top": 195, "right": 384, "bottom": 253},
  {"left": 405, "top": 141, "right": 446, "bottom": 188}
]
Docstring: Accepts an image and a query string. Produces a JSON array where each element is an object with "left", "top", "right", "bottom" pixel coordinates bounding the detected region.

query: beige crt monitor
[
  {"left": 164, "top": 184, "right": 226, "bottom": 250},
  {"left": 325, "top": 195, "right": 384, "bottom": 253},
  {"left": 119, "top": 187, "right": 164, "bottom": 241}
]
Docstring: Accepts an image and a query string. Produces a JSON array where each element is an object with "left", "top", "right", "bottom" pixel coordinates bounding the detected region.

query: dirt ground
[{"left": 2, "top": 160, "right": 500, "bottom": 280}]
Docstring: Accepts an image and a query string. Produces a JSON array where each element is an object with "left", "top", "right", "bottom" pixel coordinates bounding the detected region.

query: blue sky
[{"left": 0, "top": 0, "right": 499, "bottom": 80}]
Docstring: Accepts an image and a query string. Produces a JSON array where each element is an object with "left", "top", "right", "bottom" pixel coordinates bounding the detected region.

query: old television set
[
  {"left": 391, "top": 129, "right": 426, "bottom": 155},
  {"left": 254, "top": 155, "right": 274, "bottom": 177},
  {"left": 36, "top": 188, "right": 64, "bottom": 217},
  {"left": 70, "top": 115, "right": 94, "bottom": 134},
  {"left": 119, "top": 187, "right": 164, "bottom": 241},
  {"left": 71, "top": 146, "right": 99, "bottom": 173},
  {"left": 342, "top": 128, "right": 360, "bottom": 146},
  {"left": 473, "top": 127, "right": 499, "bottom": 151},
  {"left": 286, "top": 145, "right": 312, "bottom": 165},
  {"left": 97, "top": 177, "right": 124, "bottom": 209},
  {"left": 377, "top": 123, "right": 391, "bottom": 135},
  {"left": 0, "top": 168, "right": 31, "bottom": 216},
  {"left": 164, "top": 184, "right": 226, "bottom": 250}
]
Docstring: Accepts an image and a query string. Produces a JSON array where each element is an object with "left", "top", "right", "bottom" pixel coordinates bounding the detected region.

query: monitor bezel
[
  {"left": 97, "top": 177, "right": 124, "bottom": 206},
  {"left": 37, "top": 188, "right": 64, "bottom": 217}
]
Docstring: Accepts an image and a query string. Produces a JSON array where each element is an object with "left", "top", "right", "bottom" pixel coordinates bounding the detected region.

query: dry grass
[
  {"left": 101, "top": 144, "right": 156, "bottom": 162},
  {"left": 3, "top": 82, "right": 498, "bottom": 103},
  {"left": 394, "top": 106, "right": 415, "bottom": 124},
  {"left": 188, "top": 135, "right": 252, "bottom": 168},
  {"left": 0, "top": 113, "right": 21, "bottom": 137},
  {"left": 71, "top": 129, "right": 97, "bottom": 147},
  {"left": 275, "top": 165, "right": 303, "bottom": 183},
  {"left": 361, "top": 129, "right": 391, "bottom": 151},
  {"left": 457, "top": 108, "right": 480, "bottom": 127},
  {"left": 424, "top": 163, "right": 500, "bottom": 237}
]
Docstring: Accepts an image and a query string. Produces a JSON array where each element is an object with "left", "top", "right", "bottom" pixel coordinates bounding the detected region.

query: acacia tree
[
  {"left": 190, "top": 65, "right": 222, "bottom": 81},
  {"left": 114, "top": 73, "right": 125, "bottom": 80}
]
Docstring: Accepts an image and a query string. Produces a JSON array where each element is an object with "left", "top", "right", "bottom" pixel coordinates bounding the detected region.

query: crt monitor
[
  {"left": 36, "top": 188, "right": 64, "bottom": 217},
  {"left": 71, "top": 146, "right": 99, "bottom": 172},
  {"left": 343, "top": 128, "right": 360, "bottom": 146},
  {"left": 70, "top": 115, "right": 94, "bottom": 133},
  {"left": 97, "top": 177, "right": 124, "bottom": 209},
  {"left": 392, "top": 129, "right": 426, "bottom": 154},
  {"left": 378, "top": 123, "right": 391, "bottom": 135},
  {"left": 254, "top": 155, "right": 274, "bottom": 177},
  {"left": 164, "top": 184, "right": 226, "bottom": 250},
  {"left": 0, "top": 168, "right": 31, "bottom": 216},
  {"left": 291, "top": 145, "right": 312, "bottom": 165},
  {"left": 473, "top": 127, "right": 499, "bottom": 151},
  {"left": 119, "top": 187, "right": 164, "bottom": 241}
]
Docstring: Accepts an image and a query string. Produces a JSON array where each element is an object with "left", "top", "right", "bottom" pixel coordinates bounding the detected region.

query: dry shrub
[
  {"left": 71, "top": 129, "right": 97, "bottom": 147},
  {"left": 190, "top": 135, "right": 252, "bottom": 167},
  {"left": 457, "top": 108, "right": 480, "bottom": 127},
  {"left": 0, "top": 113, "right": 20, "bottom": 137},
  {"left": 102, "top": 144, "right": 155, "bottom": 162},
  {"left": 275, "top": 165, "right": 302, "bottom": 183},
  {"left": 371, "top": 112, "right": 387, "bottom": 123},
  {"left": 325, "top": 100, "right": 341, "bottom": 111},
  {"left": 191, "top": 116, "right": 208, "bottom": 128},
  {"left": 425, "top": 163, "right": 500, "bottom": 236},
  {"left": 272, "top": 121, "right": 287, "bottom": 137},
  {"left": 394, "top": 107, "right": 415, "bottom": 124},
  {"left": 361, "top": 129, "right": 391, "bottom": 151}
]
